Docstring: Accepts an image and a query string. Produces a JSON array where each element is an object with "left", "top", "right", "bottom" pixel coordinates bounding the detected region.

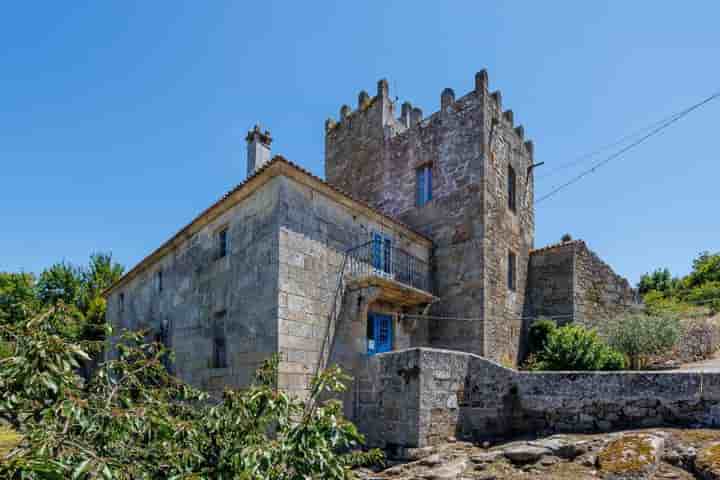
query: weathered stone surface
[
  {"left": 695, "top": 442, "right": 720, "bottom": 480},
  {"left": 355, "top": 348, "right": 720, "bottom": 448},
  {"left": 325, "top": 73, "right": 534, "bottom": 364},
  {"left": 597, "top": 433, "right": 664, "bottom": 479},
  {"left": 502, "top": 444, "right": 551, "bottom": 464}
]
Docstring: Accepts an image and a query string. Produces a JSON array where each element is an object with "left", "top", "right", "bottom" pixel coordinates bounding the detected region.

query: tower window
[
  {"left": 218, "top": 228, "right": 229, "bottom": 259},
  {"left": 508, "top": 251, "right": 517, "bottom": 291},
  {"left": 508, "top": 165, "right": 517, "bottom": 212},
  {"left": 155, "top": 270, "right": 163, "bottom": 293},
  {"left": 416, "top": 165, "right": 433, "bottom": 207},
  {"left": 119, "top": 293, "right": 125, "bottom": 312}
]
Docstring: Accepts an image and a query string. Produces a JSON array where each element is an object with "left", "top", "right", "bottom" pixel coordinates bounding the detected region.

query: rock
[
  {"left": 481, "top": 441, "right": 491, "bottom": 449},
  {"left": 470, "top": 451, "right": 504, "bottom": 464},
  {"left": 529, "top": 436, "right": 586, "bottom": 459},
  {"left": 420, "top": 459, "right": 467, "bottom": 480},
  {"left": 420, "top": 454, "right": 442, "bottom": 467},
  {"left": 597, "top": 433, "right": 664, "bottom": 479},
  {"left": 502, "top": 445, "right": 551, "bottom": 464},
  {"left": 695, "top": 442, "right": 720, "bottom": 480},
  {"left": 403, "top": 446, "right": 436, "bottom": 461}
]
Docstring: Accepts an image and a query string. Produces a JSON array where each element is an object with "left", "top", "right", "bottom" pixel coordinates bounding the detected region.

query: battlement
[{"left": 325, "top": 69, "right": 532, "bottom": 158}]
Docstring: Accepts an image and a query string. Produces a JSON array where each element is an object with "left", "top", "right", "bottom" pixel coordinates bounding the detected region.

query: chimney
[{"left": 246, "top": 124, "right": 272, "bottom": 176}]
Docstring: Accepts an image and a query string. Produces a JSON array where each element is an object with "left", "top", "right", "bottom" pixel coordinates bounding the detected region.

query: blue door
[
  {"left": 367, "top": 312, "right": 393, "bottom": 355},
  {"left": 371, "top": 233, "right": 392, "bottom": 274}
]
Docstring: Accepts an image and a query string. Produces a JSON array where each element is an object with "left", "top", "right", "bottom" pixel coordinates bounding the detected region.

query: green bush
[
  {"left": 607, "top": 313, "right": 680, "bottom": 369},
  {"left": 527, "top": 318, "right": 556, "bottom": 355},
  {"left": 0, "top": 308, "right": 383, "bottom": 478},
  {"left": 533, "top": 324, "right": 625, "bottom": 371}
]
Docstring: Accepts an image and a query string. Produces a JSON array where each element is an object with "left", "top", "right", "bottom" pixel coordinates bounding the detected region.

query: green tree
[
  {"left": 0, "top": 311, "right": 382, "bottom": 478},
  {"left": 78, "top": 253, "right": 124, "bottom": 342},
  {"left": 685, "top": 251, "right": 720, "bottom": 289},
  {"left": 607, "top": 313, "right": 681, "bottom": 369},
  {"left": 36, "top": 262, "right": 82, "bottom": 306},
  {"left": 534, "top": 324, "right": 625, "bottom": 371},
  {"left": 0, "top": 273, "right": 38, "bottom": 325},
  {"left": 638, "top": 268, "right": 679, "bottom": 296}
]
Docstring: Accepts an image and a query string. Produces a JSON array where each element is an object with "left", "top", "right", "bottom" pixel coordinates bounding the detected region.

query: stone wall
[
  {"left": 574, "top": 242, "right": 636, "bottom": 329},
  {"left": 106, "top": 177, "right": 282, "bottom": 396},
  {"left": 525, "top": 240, "right": 636, "bottom": 338},
  {"left": 324, "top": 71, "right": 535, "bottom": 363},
  {"left": 276, "top": 175, "right": 432, "bottom": 400},
  {"left": 525, "top": 242, "right": 575, "bottom": 324},
  {"left": 356, "top": 348, "right": 720, "bottom": 449}
]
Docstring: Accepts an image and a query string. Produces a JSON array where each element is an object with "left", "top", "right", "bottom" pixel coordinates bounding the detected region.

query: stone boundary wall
[{"left": 356, "top": 348, "right": 720, "bottom": 449}]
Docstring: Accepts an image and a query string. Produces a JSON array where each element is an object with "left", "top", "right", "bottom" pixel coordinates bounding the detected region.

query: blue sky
[{"left": 1, "top": 1, "right": 718, "bottom": 284}]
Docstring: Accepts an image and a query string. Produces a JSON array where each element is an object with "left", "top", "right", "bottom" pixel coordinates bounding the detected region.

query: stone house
[{"left": 104, "top": 69, "right": 634, "bottom": 411}]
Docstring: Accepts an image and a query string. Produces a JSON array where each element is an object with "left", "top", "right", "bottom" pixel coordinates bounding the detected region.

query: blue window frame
[
  {"left": 371, "top": 232, "right": 393, "bottom": 274},
  {"left": 416, "top": 165, "right": 432, "bottom": 207},
  {"left": 367, "top": 312, "right": 393, "bottom": 355}
]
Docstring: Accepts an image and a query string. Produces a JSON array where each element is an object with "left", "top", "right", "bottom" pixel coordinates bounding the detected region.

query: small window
[
  {"left": 218, "top": 228, "right": 229, "bottom": 258},
  {"left": 508, "top": 251, "right": 516, "bottom": 291},
  {"left": 119, "top": 293, "right": 125, "bottom": 312},
  {"left": 416, "top": 165, "right": 433, "bottom": 207},
  {"left": 508, "top": 165, "right": 517, "bottom": 212},
  {"left": 212, "top": 312, "right": 227, "bottom": 368},
  {"left": 155, "top": 270, "right": 163, "bottom": 293}
]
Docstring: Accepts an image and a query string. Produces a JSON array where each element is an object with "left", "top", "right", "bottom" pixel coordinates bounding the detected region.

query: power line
[
  {"left": 535, "top": 109, "right": 687, "bottom": 179},
  {"left": 536, "top": 90, "right": 720, "bottom": 205}
]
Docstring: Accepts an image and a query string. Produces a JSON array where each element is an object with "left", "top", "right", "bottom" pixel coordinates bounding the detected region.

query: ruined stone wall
[
  {"left": 355, "top": 348, "right": 720, "bottom": 449},
  {"left": 573, "top": 242, "right": 636, "bottom": 329},
  {"left": 106, "top": 178, "right": 282, "bottom": 396},
  {"left": 276, "top": 175, "right": 431, "bottom": 400},
  {"left": 525, "top": 242, "right": 576, "bottom": 324},
  {"left": 324, "top": 71, "right": 535, "bottom": 363}
]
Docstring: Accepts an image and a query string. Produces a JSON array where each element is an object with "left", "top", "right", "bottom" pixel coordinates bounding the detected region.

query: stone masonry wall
[
  {"left": 106, "top": 177, "right": 282, "bottom": 397},
  {"left": 574, "top": 241, "right": 636, "bottom": 329},
  {"left": 356, "top": 348, "right": 720, "bottom": 449},
  {"left": 525, "top": 242, "right": 576, "bottom": 324},
  {"left": 525, "top": 240, "right": 636, "bottom": 339},
  {"left": 324, "top": 71, "right": 535, "bottom": 363},
  {"left": 276, "top": 175, "right": 431, "bottom": 400}
]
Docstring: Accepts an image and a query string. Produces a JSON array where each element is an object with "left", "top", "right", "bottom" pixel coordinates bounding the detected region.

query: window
[
  {"left": 508, "top": 165, "right": 517, "bottom": 212},
  {"left": 367, "top": 312, "right": 393, "bottom": 355},
  {"left": 508, "top": 251, "right": 516, "bottom": 291},
  {"left": 218, "top": 228, "right": 229, "bottom": 258},
  {"left": 416, "top": 165, "right": 433, "bottom": 207},
  {"left": 119, "top": 293, "right": 125, "bottom": 312},
  {"left": 212, "top": 312, "right": 227, "bottom": 368},
  {"left": 155, "top": 270, "right": 163, "bottom": 293}
]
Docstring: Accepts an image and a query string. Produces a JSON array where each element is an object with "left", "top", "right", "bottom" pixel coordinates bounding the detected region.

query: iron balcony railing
[{"left": 345, "top": 240, "right": 431, "bottom": 293}]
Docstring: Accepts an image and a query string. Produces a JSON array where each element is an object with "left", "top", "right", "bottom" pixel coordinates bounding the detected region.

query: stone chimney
[{"left": 246, "top": 124, "right": 272, "bottom": 176}]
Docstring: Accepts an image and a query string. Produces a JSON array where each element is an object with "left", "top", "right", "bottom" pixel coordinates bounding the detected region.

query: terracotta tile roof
[
  {"left": 103, "top": 155, "right": 430, "bottom": 296},
  {"left": 530, "top": 239, "right": 586, "bottom": 255}
]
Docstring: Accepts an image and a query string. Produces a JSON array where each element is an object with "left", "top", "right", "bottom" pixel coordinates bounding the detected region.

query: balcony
[{"left": 344, "top": 240, "right": 434, "bottom": 306}]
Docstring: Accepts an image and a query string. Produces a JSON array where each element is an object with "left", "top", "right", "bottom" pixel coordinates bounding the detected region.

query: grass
[{"left": 0, "top": 426, "right": 22, "bottom": 460}]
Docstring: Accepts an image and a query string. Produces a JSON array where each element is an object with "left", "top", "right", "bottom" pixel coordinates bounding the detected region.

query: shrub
[
  {"left": 527, "top": 318, "right": 556, "bottom": 355},
  {"left": 0, "top": 308, "right": 383, "bottom": 478},
  {"left": 533, "top": 324, "right": 625, "bottom": 371},
  {"left": 607, "top": 313, "right": 681, "bottom": 369}
]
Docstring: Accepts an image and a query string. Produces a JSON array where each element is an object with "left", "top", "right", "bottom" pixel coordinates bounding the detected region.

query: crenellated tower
[{"left": 324, "top": 70, "right": 536, "bottom": 364}]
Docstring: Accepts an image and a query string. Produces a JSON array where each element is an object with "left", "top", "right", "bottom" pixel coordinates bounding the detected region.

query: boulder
[{"left": 502, "top": 444, "right": 551, "bottom": 464}]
